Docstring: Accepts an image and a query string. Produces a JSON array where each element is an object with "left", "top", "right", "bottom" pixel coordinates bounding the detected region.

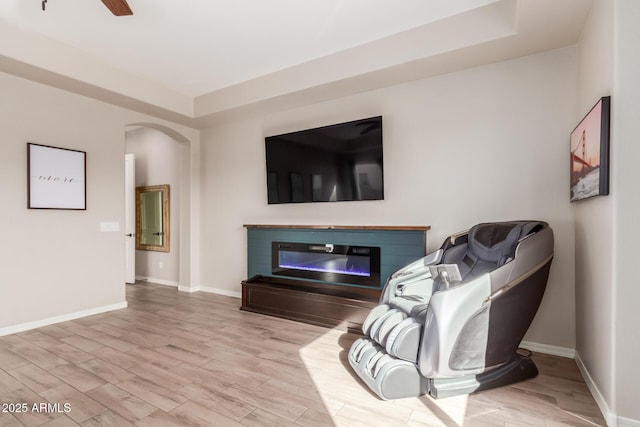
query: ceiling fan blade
[{"left": 101, "top": 0, "right": 133, "bottom": 16}]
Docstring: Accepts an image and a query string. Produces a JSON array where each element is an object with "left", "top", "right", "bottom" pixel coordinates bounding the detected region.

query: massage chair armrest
[
  {"left": 381, "top": 249, "right": 443, "bottom": 303},
  {"left": 394, "top": 275, "right": 435, "bottom": 299},
  {"left": 391, "top": 249, "right": 443, "bottom": 279}
]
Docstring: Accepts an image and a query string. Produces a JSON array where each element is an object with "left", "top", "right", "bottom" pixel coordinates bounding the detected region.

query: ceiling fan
[
  {"left": 100, "top": 0, "right": 133, "bottom": 16},
  {"left": 41, "top": 0, "right": 133, "bottom": 16}
]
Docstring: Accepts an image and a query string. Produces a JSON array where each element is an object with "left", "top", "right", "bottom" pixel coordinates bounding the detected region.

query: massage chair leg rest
[{"left": 348, "top": 338, "right": 430, "bottom": 400}]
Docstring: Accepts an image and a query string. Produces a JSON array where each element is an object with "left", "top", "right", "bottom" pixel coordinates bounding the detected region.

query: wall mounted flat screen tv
[{"left": 265, "top": 116, "right": 384, "bottom": 204}]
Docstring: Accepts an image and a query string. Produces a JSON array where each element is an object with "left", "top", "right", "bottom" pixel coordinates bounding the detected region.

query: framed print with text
[{"left": 27, "top": 143, "right": 86, "bottom": 210}]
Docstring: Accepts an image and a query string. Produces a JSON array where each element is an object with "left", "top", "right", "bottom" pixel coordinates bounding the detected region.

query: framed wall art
[
  {"left": 27, "top": 143, "right": 87, "bottom": 210},
  {"left": 570, "top": 96, "right": 611, "bottom": 202}
]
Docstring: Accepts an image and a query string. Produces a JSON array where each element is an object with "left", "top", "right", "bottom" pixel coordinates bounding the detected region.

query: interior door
[{"left": 125, "top": 153, "right": 136, "bottom": 283}]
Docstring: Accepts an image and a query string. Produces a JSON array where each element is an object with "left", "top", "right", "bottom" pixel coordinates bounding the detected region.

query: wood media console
[{"left": 241, "top": 224, "right": 430, "bottom": 332}]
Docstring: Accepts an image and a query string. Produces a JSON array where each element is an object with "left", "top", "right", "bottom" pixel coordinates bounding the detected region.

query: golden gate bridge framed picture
[{"left": 570, "top": 96, "right": 611, "bottom": 202}]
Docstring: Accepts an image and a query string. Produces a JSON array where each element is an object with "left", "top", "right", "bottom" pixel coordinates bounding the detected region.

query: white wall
[
  {"left": 573, "top": 0, "right": 616, "bottom": 422},
  {"left": 200, "top": 47, "right": 578, "bottom": 348},
  {"left": 0, "top": 71, "right": 198, "bottom": 333},
  {"left": 126, "top": 127, "right": 182, "bottom": 285}
]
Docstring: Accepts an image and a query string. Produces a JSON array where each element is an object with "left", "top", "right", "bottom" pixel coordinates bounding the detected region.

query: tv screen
[{"left": 265, "top": 116, "right": 384, "bottom": 204}]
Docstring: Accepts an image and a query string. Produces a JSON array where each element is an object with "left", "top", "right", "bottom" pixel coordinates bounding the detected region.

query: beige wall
[
  {"left": 0, "top": 72, "right": 126, "bottom": 329},
  {"left": 612, "top": 1, "right": 640, "bottom": 423},
  {"left": 200, "top": 47, "right": 578, "bottom": 348},
  {"left": 574, "top": 0, "right": 615, "bottom": 422},
  {"left": 575, "top": 1, "right": 640, "bottom": 424},
  {"left": 0, "top": 71, "right": 198, "bottom": 333}
]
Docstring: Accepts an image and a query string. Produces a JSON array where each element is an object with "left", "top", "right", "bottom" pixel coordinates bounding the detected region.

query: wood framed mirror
[{"left": 136, "top": 184, "right": 170, "bottom": 252}]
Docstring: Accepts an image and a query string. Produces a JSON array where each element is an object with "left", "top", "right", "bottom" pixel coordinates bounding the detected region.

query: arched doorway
[{"left": 124, "top": 122, "right": 198, "bottom": 292}]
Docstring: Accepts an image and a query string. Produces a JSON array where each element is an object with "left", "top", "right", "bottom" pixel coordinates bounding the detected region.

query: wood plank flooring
[{"left": 0, "top": 283, "right": 606, "bottom": 426}]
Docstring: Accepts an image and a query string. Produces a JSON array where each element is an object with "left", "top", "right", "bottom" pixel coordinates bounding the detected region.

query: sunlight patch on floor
[{"left": 297, "top": 326, "right": 470, "bottom": 426}]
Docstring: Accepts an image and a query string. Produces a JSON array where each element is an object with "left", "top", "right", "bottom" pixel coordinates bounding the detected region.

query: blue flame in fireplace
[{"left": 278, "top": 250, "right": 371, "bottom": 277}]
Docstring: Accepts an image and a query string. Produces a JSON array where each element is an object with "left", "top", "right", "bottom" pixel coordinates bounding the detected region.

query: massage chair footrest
[{"left": 348, "top": 338, "right": 428, "bottom": 400}]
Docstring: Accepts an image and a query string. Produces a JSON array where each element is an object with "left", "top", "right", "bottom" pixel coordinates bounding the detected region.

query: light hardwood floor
[{"left": 0, "top": 283, "right": 605, "bottom": 426}]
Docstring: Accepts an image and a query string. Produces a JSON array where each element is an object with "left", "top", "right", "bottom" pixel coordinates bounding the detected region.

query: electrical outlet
[{"left": 159, "top": 261, "right": 164, "bottom": 269}]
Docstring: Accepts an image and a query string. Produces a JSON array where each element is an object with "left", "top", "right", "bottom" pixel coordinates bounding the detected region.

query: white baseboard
[
  {"left": 135, "top": 276, "right": 179, "bottom": 287},
  {"left": 135, "top": 277, "right": 199, "bottom": 293},
  {"left": 520, "top": 340, "right": 576, "bottom": 358},
  {"left": 575, "top": 351, "right": 617, "bottom": 427},
  {"left": 173, "top": 284, "right": 240, "bottom": 298},
  {"left": 198, "top": 286, "right": 241, "bottom": 299},
  {"left": 0, "top": 301, "right": 128, "bottom": 337},
  {"left": 618, "top": 417, "right": 640, "bottom": 427},
  {"left": 574, "top": 351, "right": 640, "bottom": 427}
]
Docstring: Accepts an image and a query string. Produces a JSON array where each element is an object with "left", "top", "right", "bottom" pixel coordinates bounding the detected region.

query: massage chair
[{"left": 348, "top": 221, "right": 554, "bottom": 399}]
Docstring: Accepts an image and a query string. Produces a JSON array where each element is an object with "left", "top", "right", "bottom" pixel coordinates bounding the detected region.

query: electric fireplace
[{"left": 272, "top": 242, "right": 381, "bottom": 287}]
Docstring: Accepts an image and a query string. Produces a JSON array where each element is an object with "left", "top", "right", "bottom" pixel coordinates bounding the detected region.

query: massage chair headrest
[{"left": 467, "top": 221, "right": 545, "bottom": 266}]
